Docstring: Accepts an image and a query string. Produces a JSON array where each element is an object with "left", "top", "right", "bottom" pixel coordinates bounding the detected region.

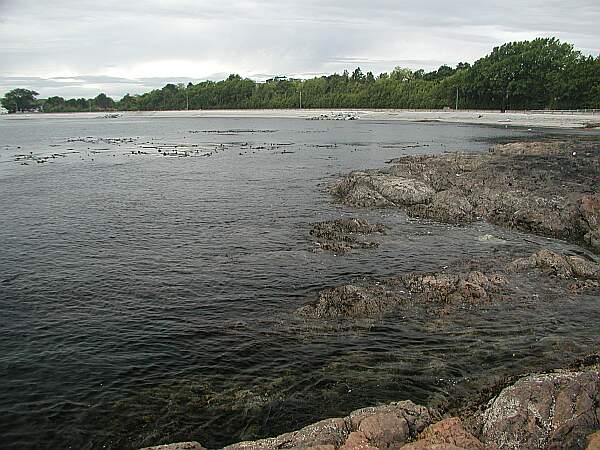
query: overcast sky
[{"left": 1, "top": 0, "right": 599, "bottom": 99}]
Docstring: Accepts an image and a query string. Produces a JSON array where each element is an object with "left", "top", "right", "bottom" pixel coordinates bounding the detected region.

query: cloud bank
[{"left": 1, "top": 0, "right": 598, "bottom": 98}]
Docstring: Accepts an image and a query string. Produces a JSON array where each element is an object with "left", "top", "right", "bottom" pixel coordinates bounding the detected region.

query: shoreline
[
  {"left": 2, "top": 108, "right": 600, "bottom": 130},
  {"left": 138, "top": 138, "right": 600, "bottom": 449},
  {"left": 4, "top": 115, "right": 599, "bottom": 449},
  {"left": 141, "top": 356, "right": 600, "bottom": 450}
]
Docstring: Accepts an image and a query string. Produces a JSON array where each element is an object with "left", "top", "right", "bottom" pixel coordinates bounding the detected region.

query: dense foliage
[
  {"left": 3, "top": 38, "right": 599, "bottom": 113},
  {"left": 0, "top": 88, "right": 40, "bottom": 113}
]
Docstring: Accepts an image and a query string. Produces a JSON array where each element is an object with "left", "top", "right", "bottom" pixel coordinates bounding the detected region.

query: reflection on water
[{"left": 1, "top": 116, "right": 598, "bottom": 449}]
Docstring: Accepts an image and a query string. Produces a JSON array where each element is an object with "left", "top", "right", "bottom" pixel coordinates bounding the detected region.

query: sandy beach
[{"left": 3, "top": 108, "right": 599, "bottom": 129}]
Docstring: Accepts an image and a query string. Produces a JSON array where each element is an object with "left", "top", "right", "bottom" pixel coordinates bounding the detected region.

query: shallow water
[{"left": 1, "top": 115, "right": 599, "bottom": 449}]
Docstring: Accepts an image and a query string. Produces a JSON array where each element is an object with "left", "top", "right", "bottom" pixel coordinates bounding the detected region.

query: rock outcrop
[
  {"left": 479, "top": 368, "right": 600, "bottom": 450},
  {"left": 294, "top": 269, "right": 507, "bottom": 320},
  {"left": 295, "top": 248, "right": 599, "bottom": 320},
  {"left": 296, "top": 284, "right": 403, "bottom": 319},
  {"left": 140, "top": 443, "right": 205, "bottom": 450},
  {"left": 399, "top": 417, "right": 491, "bottom": 450},
  {"left": 221, "top": 401, "right": 434, "bottom": 450},
  {"left": 332, "top": 172, "right": 435, "bottom": 208},
  {"left": 509, "top": 248, "right": 600, "bottom": 280},
  {"left": 587, "top": 431, "right": 600, "bottom": 450},
  {"left": 331, "top": 140, "right": 600, "bottom": 253},
  {"left": 580, "top": 195, "right": 600, "bottom": 253},
  {"left": 140, "top": 365, "right": 600, "bottom": 450},
  {"left": 400, "top": 271, "right": 507, "bottom": 304}
]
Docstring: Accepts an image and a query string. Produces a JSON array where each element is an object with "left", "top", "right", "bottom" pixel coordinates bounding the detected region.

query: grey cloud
[
  {"left": 0, "top": 75, "right": 214, "bottom": 98},
  {"left": 327, "top": 58, "right": 450, "bottom": 67},
  {"left": 1, "top": 0, "right": 599, "bottom": 98}
]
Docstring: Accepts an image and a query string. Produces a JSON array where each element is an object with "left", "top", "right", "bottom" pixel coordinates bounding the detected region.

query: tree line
[{"left": 2, "top": 38, "right": 599, "bottom": 114}]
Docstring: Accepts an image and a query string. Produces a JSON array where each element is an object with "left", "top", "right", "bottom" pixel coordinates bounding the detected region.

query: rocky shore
[
  {"left": 295, "top": 248, "right": 599, "bottom": 320},
  {"left": 143, "top": 138, "right": 600, "bottom": 450},
  {"left": 141, "top": 360, "right": 600, "bottom": 450},
  {"left": 331, "top": 140, "right": 600, "bottom": 254}
]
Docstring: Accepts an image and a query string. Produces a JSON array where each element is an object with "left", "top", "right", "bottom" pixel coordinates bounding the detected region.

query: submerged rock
[
  {"left": 401, "top": 271, "right": 507, "bottom": 304},
  {"left": 477, "top": 234, "right": 507, "bottom": 244},
  {"left": 296, "top": 284, "right": 403, "bottom": 319},
  {"left": 310, "top": 218, "right": 386, "bottom": 253}
]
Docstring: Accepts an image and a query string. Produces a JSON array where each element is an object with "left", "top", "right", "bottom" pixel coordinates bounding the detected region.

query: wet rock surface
[
  {"left": 509, "top": 248, "right": 600, "bottom": 292},
  {"left": 220, "top": 401, "right": 434, "bottom": 450},
  {"left": 295, "top": 248, "right": 599, "bottom": 320},
  {"left": 294, "top": 268, "right": 508, "bottom": 320},
  {"left": 478, "top": 367, "right": 600, "bottom": 450},
  {"left": 145, "top": 365, "right": 600, "bottom": 450},
  {"left": 509, "top": 248, "right": 600, "bottom": 280},
  {"left": 331, "top": 140, "right": 600, "bottom": 253},
  {"left": 399, "top": 417, "right": 489, "bottom": 450},
  {"left": 587, "top": 431, "right": 600, "bottom": 450},
  {"left": 400, "top": 270, "right": 508, "bottom": 305},
  {"left": 310, "top": 218, "right": 386, "bottom": 253},
  {"left": 296, "top": 284, "right": 403, "bottom": 319},
  {"left": 140, "top": 443, "right": 205, "bottom": 450}
]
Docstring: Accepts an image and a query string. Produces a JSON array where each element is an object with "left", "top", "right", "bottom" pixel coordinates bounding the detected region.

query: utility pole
[
  {"left": 186, "top": 87, "right": 189, "bottom": 110},
  {"left": 455, "top": 86, "right": 459, "bottom": 110},
  {"left": 299, "top": 89, "right": 302, "bottom": 109}
]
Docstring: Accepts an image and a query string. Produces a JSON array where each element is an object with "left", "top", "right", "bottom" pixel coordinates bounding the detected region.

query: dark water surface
[{"left": 1, "top": 115, "right": 599, "bottom": 449}]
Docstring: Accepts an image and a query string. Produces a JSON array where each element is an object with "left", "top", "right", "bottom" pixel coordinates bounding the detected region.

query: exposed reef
[
  {"left": 331, "top": 140, "right": 600, "bottom": 253},
  {"left": 296, "top": 249, "right": 599, "bottom": 320},
  {"left": 310, "top": 218, "right": 386, "bottom": 253}
]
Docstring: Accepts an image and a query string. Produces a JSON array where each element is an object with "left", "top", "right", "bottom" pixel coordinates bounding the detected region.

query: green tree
[
  {"left": 42, "top": 96, "right": 66, "bottom": 112},
  {"left": 118, "top": 94, "right": 139, "bottom": 111},
  {"left": 92, "top": 93, "right": 115, "bottom": 111},
  {"left": 1, "top": 88, "right": 39, "bottom": 113},
  {"left": 4, "top": 37, "right": 597, "bottom": 113},
  {"left": 466, "top": 37, "right": 581, "bottom": 110},
  {"left": 390, "top": 67, "right": 414, "bottom": 82},
  {"left": 351, "top": 67, "right": 365, "bottom": 83}
]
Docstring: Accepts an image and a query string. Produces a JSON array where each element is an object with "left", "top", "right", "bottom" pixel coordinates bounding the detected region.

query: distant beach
[{"left": 3, "top": 108, "right": 600, "bottom": 130}]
